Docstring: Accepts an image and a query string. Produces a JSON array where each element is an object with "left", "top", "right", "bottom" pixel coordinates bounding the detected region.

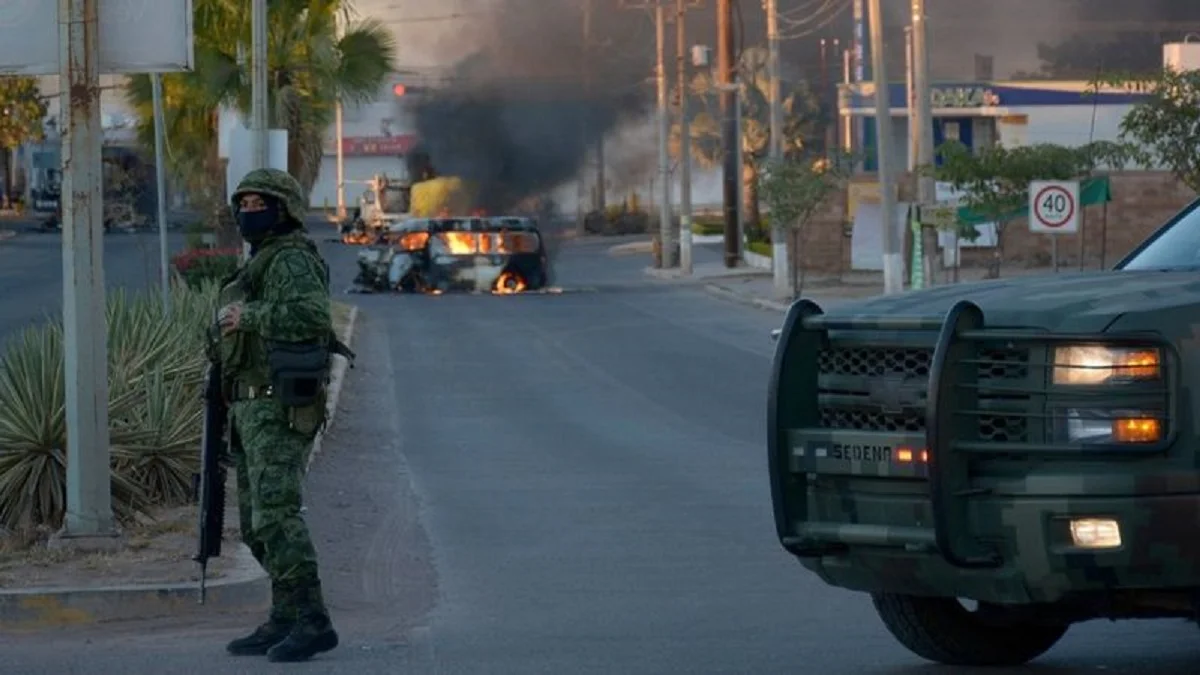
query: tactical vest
[{"left": 216, "top": 234, "right": 355, "bottom": 391}]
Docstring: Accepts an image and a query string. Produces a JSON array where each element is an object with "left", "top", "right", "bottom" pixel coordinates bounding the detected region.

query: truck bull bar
[{"left": 767, "top": 298, "right": 1176, "bottom": 570}]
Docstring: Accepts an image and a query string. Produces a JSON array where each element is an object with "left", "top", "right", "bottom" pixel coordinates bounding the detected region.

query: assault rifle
[{"left": 193, "top": 358, "right": 228, "bottom": 604}]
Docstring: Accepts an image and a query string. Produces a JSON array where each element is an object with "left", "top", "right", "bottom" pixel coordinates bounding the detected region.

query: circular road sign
[{"left": 1033, "top": 184, "right": 1075, "bottom": 229}]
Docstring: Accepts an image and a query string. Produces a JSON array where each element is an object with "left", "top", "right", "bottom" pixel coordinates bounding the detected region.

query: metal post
[
  {"left": 734, "top": 86, "right": 743, "bottom": 258},
  {"left": 718, "top": 0, "right": 738, "bottom": 268},
  {"left": 151, "top": 74, "right": 170, "bottom": 313},
  {"left": 578, "top": 0, "right": 592, "bottom": 234},
  {"left": 904, "top": 27, "right": 915, "bottom": 172},
  {"left": 867, "top": 0, "right": 903, "bottom": 294},
  {"left": 911, "top": 0, "right": 937, "bottom": 285},
  {"left": 676, "top": 0, "right": 693, "bottom": 275},
  {"left": 334, "top": 10, "right": 346, "bottom": 221},
  {"left": 250, "top": 0, "right": 268, "bottom": 170},
  {"left": 766, "top": 0, "right": 788, "bottom": 294},
  {"left": 656, "top": 4, "right": 674, "bottom": 267},
  {"left": 56, "top": 0, "right": 115, "bottom": 543},
  {"left": 842, "top": 48, "right": 852, "bottom": 152}
]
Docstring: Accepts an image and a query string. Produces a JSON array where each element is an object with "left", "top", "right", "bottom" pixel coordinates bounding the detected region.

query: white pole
[
  {"left": 246, "top": 0, "right": 268, "bottom": 261},
  {"left": 151, "top": 74, "right": 170, "bottom": 313},
  {"left": 734, "top": 86, "right": 744, "bottom": 258},
  {"left": 904, "top": 27, "right": 915, "bottom": 172},
  {"left": 676, "top": 0, "right": 693, "bottom": 275},
  {"left": 56, "top": 0, "right": 115, "bottom": 543},
  {"left": 334, "top": 10, "right": 346, "bottom": 221},
  {"left": 911, "top": 0, "right": 937, "bottom": 285},
  {"left": 867, "top": 0, "right": 903, "bottom": 294},
  {"left": 766, "top": 0, "right": 789, "bottom": 295},
  {"left": 250, "top": 0, "right": 268, "bottom": 170},
  {"left": 655, "top": 4, "right": 674, "bottom": 267}
]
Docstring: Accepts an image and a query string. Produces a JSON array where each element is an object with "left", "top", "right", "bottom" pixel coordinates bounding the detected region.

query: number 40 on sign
[{"left": 1029, "top": 180, "right": 1080, "bottom": 234}]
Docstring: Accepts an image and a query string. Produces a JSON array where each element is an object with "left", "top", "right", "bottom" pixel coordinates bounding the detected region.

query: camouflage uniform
[{"left": 217, "top": 168, "right": 339, "bottom": 663}]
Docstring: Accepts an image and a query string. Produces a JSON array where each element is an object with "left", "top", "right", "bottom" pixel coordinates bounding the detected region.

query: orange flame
[{"left": 493, "top": 271, "right": 526, "bottom": 294}]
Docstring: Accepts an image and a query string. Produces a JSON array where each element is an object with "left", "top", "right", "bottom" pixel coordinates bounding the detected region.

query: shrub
[
  {"left": 172, "top": 247, "right": 240, "bottom": 288},
  {"left": 0, "top": 282, "right": 221, "bottom": 531}
]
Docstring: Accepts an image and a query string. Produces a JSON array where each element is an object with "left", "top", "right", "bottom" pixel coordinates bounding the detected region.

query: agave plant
[
  {"left": 0, "top": 283, "right": 226, "bottom": 531},
  {"left": 0, "top": 325, "right": 147, "bottom": 531}
]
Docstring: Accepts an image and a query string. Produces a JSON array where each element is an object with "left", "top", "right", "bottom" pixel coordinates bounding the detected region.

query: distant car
[{"left": 352, "top": 215, "right": 551, "bottom": 294}]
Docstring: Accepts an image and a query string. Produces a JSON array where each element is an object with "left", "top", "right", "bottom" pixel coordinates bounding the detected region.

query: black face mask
[{"left": 237, "top": 200, "right": 281, "bottom": 243}]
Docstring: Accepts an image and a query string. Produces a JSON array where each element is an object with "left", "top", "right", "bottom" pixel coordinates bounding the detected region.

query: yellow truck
[{"left": 408, "top": 176, "right": 478, "bottom": 217}]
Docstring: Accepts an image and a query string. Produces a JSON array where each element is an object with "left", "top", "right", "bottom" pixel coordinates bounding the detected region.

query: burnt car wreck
[{"left": 351, "top": 216, "right": 552, "bottom": 294}]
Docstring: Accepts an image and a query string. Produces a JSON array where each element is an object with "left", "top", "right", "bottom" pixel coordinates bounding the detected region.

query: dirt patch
[{"left": 0, "top": 474, "right": 245, "bottom": 590}]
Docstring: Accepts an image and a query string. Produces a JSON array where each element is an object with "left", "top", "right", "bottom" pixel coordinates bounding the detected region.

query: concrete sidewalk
[{"left": 645, "top": 259, "right": 1065, "bottom": 313}]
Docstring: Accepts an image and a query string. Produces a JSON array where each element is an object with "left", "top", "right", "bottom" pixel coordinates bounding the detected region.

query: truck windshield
[{"left": 1118, "top": 197, "right": 1200, "bottom": 271}]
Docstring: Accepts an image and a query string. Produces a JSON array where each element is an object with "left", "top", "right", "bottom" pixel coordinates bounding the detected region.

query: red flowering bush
[{"left": 171, "top": 247, "right": 241, "bottom": 287}]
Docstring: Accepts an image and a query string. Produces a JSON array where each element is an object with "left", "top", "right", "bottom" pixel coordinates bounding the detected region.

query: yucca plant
[
  {"left": 112, "top": 367, "right": 204, "bottom": 507},
  {"left": 0, "top": 325, "right": 148, "bottom": 531},
  {"left": 0, "top": 283, "right": 226, "bottom": 531}
]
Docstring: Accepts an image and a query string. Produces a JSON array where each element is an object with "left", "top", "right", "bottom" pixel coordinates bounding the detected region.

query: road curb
[
  {"left": 0, "top": 543, "right": 269, "bottom": 630},
  {"left": 0, "top": 229, "right": 18, "bottom": 241},
  {"left": 308, "top": 304, "right": 359, "bottom": 472},
  {"left": 704, "top": 283, "right": 791, "bottom": 313}
]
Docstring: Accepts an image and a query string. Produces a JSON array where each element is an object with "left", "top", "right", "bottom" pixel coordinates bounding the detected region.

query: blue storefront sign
[{"left": 846, "top": 81, "right": 1150, "bottom": 112}]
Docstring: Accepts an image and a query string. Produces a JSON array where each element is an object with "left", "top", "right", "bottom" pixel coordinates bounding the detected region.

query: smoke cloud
[{"left": 406, "top": 0, "right": 654, "bottom": 213}]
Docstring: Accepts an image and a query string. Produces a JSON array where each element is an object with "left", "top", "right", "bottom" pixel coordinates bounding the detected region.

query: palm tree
[
  {"left": 125, "top": 0, "right": 396, "bottom": 230},
  {"left": 670, "top": 46, "right": 823, "bottom": 239}
]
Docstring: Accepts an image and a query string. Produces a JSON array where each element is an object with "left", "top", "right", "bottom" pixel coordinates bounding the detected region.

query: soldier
[{"left": 214, "top": 168, "right": 340, "bottom": 662}]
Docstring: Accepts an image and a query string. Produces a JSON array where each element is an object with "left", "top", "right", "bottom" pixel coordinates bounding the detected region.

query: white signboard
[
  {"left": 1029, "top": 180, "right": 1080, "bottom": 234},
  {"left": 0, "top": 0, "right": 194, "bottom": 75}
]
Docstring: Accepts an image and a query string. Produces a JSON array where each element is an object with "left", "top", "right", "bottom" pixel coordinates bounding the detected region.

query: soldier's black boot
[
  {"left": 266, "top": 583, "right": 339, "bottom": 663},
  {"left": 226, "top": 582, "right": 296, "bottom": 656}
]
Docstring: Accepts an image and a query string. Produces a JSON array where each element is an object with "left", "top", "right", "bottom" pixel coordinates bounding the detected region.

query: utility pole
[
  {"left": 578, "top": 0, "right": 592, "bottom": 234},
  {"left": 904, "top": 27, "right": 915, "bottom": 172},
  {"left": 676, "top": 0, "right": 693, "bottom": 275},
  {"left": 867, "top": 0, "right": 903, "bottom": 294},
  {"left": 56, "top": 0, "right": 115, "bottom": 545},
  {"left": 151, "top": 74, "right": 170, "bottom": 313},
  {"left": 250, "top": 0, "right": 269, "bottom": 170},
  {"left": 334, "top": 8, "right": 346, "bottom": 221},
  {"left": 655, "top": 3, "right": 674, "bottom": 267},
  {"left": 911, "top": 0, "right": 938, "bottom": 286},
  {"left": 766, "top": 0, "right": 787, "bottom": 293},
  {"left": 717, "top": 0, "right": 738, "bottom": 268}
]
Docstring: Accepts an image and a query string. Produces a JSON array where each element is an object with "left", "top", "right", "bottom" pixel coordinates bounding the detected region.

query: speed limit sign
[{"left": 1029, "top": 180, "right": 1080, "bottom": 234}]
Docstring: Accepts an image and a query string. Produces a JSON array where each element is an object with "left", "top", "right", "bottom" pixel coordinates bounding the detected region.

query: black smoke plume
[{"left": 409, "top": 0, "right": 653, "bottom": 213}]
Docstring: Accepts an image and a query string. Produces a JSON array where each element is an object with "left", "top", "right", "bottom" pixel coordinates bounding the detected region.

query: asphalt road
[
  {"left": 4, "top": 232, "right": 1200, "bottom": 673},
  {"left": 0, "top": 225, "right": 188, "bottom": 339}
]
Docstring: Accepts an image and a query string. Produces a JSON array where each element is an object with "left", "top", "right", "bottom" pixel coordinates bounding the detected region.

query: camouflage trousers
[{"left": 230, "top": 398, "right": 327, "bottom": 622}]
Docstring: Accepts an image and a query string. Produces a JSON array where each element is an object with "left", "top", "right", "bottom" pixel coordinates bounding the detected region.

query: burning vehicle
[{"left": 352, "top": 214, "right": 551, "bottom": 294}]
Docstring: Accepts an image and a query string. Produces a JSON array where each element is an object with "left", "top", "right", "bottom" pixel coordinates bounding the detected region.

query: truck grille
[{"left": 817, "top": 344, "right": 1031, "bottom": 442}]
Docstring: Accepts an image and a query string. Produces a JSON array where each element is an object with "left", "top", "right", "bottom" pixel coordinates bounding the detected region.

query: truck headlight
[{"left": 1052, "top": 345, "right": 1160, "bottom": 385}]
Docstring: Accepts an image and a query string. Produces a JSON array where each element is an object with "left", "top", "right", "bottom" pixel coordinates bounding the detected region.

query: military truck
[{"left": 768, "top": 196, "right": 1200, "bottom": 666}]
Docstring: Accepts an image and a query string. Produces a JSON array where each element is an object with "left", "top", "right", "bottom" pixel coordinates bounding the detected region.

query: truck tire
[{"left": 872, "top": 593, "right": 1068, "bottom": 666}]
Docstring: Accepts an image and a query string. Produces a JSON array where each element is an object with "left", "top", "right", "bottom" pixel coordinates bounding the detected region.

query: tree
[
  {"left": 670, "top": 45, "right": 823, "bottom": 241},
  {"left": 929, "top": 140, "right": 1134, "bottom": 278},
  {"left": 1011, "top": 32, "right": 1181, "bottom": 80},
  {"left": 1095, "top": 68, "right": 1200, "bottom": 193},
  {"left": 0, "top": 77, "right": 48, "bottom": 207},
  {"left": 759, "top": 150, "right": 853, "bottom": 295},
  {"left": 124, "top": 0, "right": 397, "bottom": 236}
]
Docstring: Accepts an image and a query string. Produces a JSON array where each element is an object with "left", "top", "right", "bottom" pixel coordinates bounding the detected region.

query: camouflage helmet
[{"left": 231, "top": 168, "right": 306, "bottom": 224}]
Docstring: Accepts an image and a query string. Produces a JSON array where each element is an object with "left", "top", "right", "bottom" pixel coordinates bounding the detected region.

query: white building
[{"left": 838, "top": 79, "right": 1149, "bottom": 173}]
